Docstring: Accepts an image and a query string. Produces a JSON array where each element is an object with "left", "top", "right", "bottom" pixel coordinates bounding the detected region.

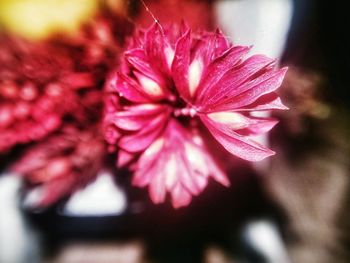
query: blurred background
[{"left": 1, "top": 0, "right": 350, "bottom": 262}]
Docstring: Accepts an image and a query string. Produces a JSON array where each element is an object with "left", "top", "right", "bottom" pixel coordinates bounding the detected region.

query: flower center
[{"left": 173, "top": 106, "right": 197, "bottom": 117}]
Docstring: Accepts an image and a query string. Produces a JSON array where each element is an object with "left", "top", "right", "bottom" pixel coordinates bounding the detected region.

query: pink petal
[
  {"left": 236, "top": 117, "right": 279, "bottom": 136},
  {"left": 133, "top": 71, "right": 167, "bottom": 99},
  {"left": 104, "top": 94, "right": 120, "bottom": 113},
  {"left": 133, "top": 138, "right": 165, "bottom": 187},
  {"left": 182, "top": 138, "right": 229, "bottom": 188},
  {"left": 113, "top": 73, "right": 151, "bottom": 103},
  {"left": 118, "top": 113, "right": 168, "bottom": 152},
  {"left": 117, "top": 150, "right": 134, "bottom": 167},
  {"left": 171, "top": 184, "right": 192, "bottom": 208},
  {"left": 196, "top": 55, "right": 275, "bottom": 109},
  {"left": 149, "top": 172, "right": 166, "bottom": 204},
  {"left": 171, "top": 29, "right": 192, "bottom": 102},
  {"left": 144, "top": 23, "right": 170, "bottom": 73},
  {"left": 211, "top": 29, "right": 231, "bottom": 58},
  {"left": 191, "top": 29, "right": 230, "bottom": 65},
  {"left": 132, "top": 120, "right": 229, "bottom": 208},
  {"left": 235, "top": 93, "right": 289, "bottom": 111},
  {"left": 195, "top": 45, "right": 251, "bottom": 102},
  {"left": 206, "top": 111, "right": 278, "bottom": 135},
  {"left": 110, "top": 104, "right": 168, "bottom": 131},
  {"left": 207, "top": 158, "right": 230, "bottom": 187},
  {"left": 201, "top": 115, "right": 275, "bottom": 161},
  {"left": 125, "top": 48, "right": 151, "bottom": 73},
  {"left": 209, "top": 68, "right": 288, "bottom": 112},
  {"left": 176, "top": 149, "right": 206, "bottom": 195},
  {"left": 125, "top": 48, "right": 165, "bottom": 83}
]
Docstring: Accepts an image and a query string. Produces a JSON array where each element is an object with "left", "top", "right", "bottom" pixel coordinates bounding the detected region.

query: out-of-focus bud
[
  {"left": 277, "top": 67, "right": 330, "bottom": 135},
  {"left": 12, "top": 126, "right": 106, "bottom": 208}
]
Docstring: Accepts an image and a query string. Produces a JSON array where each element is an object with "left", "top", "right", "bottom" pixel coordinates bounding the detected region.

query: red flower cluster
[
  {"left": 0, "top": 10, "right": 131, "bottom": 153},
  {"left": 104, "top": 24, "right": 287, "bottom": 208},
  {"left": 0, "top": 36, "right": 90, "bottom": 152},
  {"left": 1, "top": 10, "right": 130, "bottom": 207}
]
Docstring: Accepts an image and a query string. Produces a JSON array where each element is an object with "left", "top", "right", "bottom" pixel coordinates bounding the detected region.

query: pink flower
[{"left": 104, "top": 24, "right": 288, "bottom": 208}]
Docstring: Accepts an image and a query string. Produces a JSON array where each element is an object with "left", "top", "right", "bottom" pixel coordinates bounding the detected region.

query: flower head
[{"left": 104, "top": 24, "right": 288, "bottom": 208}]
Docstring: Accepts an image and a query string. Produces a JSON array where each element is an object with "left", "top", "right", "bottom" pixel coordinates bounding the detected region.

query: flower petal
[
  {"left": 144, "top": 23, "right": 170, "bottom": 73},
  {"left": 133, "top": 71, "right": 166, "bottom": 99},
  {"left": 113, "top": 73, "right": 151, "bottom": 103},
  {"left": 207, "top": 111, "right": 251, "bottom": 130},
  {"left": 149, "top": 172, "right": 167, "bottom": 204},
  {"left": 196, "top": 55, "right": 275, "bottom": 109},
  {"left": 195, "top": 45, "right": 251, "bottom": 102},
  {"left": 208, "top": 67, "right": 288, "bottom": 112},
  {"left": 234, "top": 93, "right": 289, "bottom": 111},
  {"left": 171, "top": 184, "right": 192, "bottom": 208},
  {"left": 132, "top": 120, "right": 229, "bottom": 207},
  {"left": 171, "top": 28, "right": 192, "bottom": 102},
  {"left": 118, "top": 112, "right": 168, "bottom": 152},
  {"left": 236, "top": 117, "right": 279, "bottom": 136},
  {"left": 117, "top": 149, "right": 134, "bottom": 167},
  {"left": 201, "top": 115, "right": 275, "bottom": 161},
  {"left": 125, "top": 48, "right": 165, "bottom": 85},
  {"left": 191, "top": 29, "right": 230, "bottom": 65},
  {"left": 207, "top": 111, "right": 278, "bottom": 135},
  {"left": 111, "top": 104, "right": 167, "bottom": 131},
  {"left": 133, "top": 138, "right": 165, "bottom": 187}
]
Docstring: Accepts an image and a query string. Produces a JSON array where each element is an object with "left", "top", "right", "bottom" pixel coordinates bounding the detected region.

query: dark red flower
[
  {"left": 12, "top": 125, "right": 105, "bottom": 207},
  {"left": 0, "top": 10, "right": 131, "bottom": 153},
  {"left": 104, "top": 24, "right": 288, "bottom": 208},
  {"left": 0, "top": 35, "right": 96, "bottom": 152}
]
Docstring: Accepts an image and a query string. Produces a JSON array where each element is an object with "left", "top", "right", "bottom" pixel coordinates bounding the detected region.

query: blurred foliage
[{"left": 0, "top": 0, "right": 99, "bottom": 39}]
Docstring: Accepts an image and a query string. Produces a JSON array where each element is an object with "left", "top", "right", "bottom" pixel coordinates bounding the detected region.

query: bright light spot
[
  {"left": 243, "top": 220, "right": 291, "bottom": 263},
  {"left": 63, "top": 171, "right": 127, "bottom": 216},
  {"left": 0, "top": 175, "right": 39, "bottom": 263}
]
